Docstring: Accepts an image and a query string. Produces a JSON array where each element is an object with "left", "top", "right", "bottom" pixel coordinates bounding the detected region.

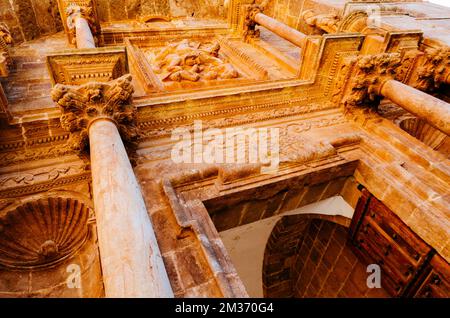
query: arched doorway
[{"left": 263, "top": 214, "right": 389, "bottom": 298}]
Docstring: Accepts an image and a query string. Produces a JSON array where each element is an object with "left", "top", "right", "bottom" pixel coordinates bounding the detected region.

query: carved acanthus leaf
[
  {"left": 0, "top": 22, "right": 12, "bottom": 45},
  {"left": 343, "top": 53, "right": 401, "bottom": 107},
  {"left": 414, "top": 48, "right": 450, "bottom": 91},
  {"left": 0, "top": 22, "right": 12, "bottom": 77},
  {"left": 243, "top": 3, "right": 264, "bottom": 40},
  {"left": 51, "top": 74, "right": 139, "bottom": 154}
]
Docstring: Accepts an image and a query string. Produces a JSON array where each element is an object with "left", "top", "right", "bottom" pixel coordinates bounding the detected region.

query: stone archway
[
  {"left": 0, "top": 192, "right": 104, "bottom": 297},
  {"left": 263, "top": 214, "right": 390, "bottom": 298}
]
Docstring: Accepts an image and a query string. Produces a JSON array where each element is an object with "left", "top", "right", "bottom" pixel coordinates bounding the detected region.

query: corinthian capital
[
  {"left": 51, "top": 74, "right": 139, "bottom": 153},
  {"left": 58, "top": 0, "right": 101, "bottom": 46},
  {"left": 0, "top": 23, "right": 12, "bottom": 77},
  {"left": 0, "top": 23, "right": 12, "bottom": 45},
  {"left": 302, "top": 10, "right": 339, "bottom": 33},
  {"left": 243, "top": 3, "right": 264, "bottom": 40},
  {"left": 342, "top": 53, "right": 401, "bottom": 107},
  {"left": 414, "top": 48, "right": 450, "bottom": 91}
]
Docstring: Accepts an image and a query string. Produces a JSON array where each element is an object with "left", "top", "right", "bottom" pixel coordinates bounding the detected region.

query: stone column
[
  {"left": 254, "top": 13, "right": 306, "bottom": 47},
  {"left": 343, "top": 53, "right": 450, "bottom": 136},
  {"left": 245, "top": 5, "right": 307, "bottom": 47},
  {"left": 66, "top": 5, "right": 96, "bottom": 49},
  {"left": 380, "top": 79, "right": 450, "bottom": 135},
  {"left": 51, "top": 75, "right": 174, "bottom": 298},
  {"left": 412, "top": 48, "right": 450, "bottom": 91}
]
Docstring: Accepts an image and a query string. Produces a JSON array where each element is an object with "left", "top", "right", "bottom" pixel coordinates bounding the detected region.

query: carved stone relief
[
  {"left": 0, "top": 196, "right": 91, "bottom": 268},
  {"left": 51, "top": 74, "right": 138, "bottom": 154},
  {"left": 146, "top": 39, "right": 239, "bottom": 83},
  {"left": 57, "top": 0, "right": 102, "bottom": 46},
  {"left": 46, "top": 47, "right": 128, "bottom": 85}
]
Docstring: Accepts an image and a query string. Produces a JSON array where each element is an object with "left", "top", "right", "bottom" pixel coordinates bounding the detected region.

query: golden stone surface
[{"left": 0, "top": 0, "right": 449, "bottom": 298}]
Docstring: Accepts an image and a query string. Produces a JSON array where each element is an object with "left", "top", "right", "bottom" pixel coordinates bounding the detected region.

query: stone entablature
[{"left": 46, "top": 47, "right": 129, "bottom": 86}]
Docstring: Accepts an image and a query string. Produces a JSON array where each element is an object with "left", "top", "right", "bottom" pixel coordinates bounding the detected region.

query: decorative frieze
[
  {"left": 46, "top": 47, "right": 128, "bottom": 86},
  {"left": 411, "top": 48, "right": 450, "bottom": 91}
]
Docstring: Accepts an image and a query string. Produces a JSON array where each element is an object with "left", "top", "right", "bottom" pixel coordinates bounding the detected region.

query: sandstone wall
[
  {"left": 96, "top": 0, "right": 227, "bottom": 21},
  {"left": 0, "top": 0, "right": 63, "bottom": 43},
  {"left": 292, "top": 219, "right": 389, "bottom": 298},
  {"left": 0, "top": 0, "right": 227, "bottom": 44}
]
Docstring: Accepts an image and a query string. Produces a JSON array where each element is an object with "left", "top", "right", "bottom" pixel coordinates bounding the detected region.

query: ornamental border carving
[{"left": 0, "top": 172, "right": 91, "bottom": 198}]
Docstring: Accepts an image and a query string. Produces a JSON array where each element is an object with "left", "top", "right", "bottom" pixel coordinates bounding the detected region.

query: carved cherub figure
[{"left": 149, "top": 39, "right": 239, "bottom": 83}]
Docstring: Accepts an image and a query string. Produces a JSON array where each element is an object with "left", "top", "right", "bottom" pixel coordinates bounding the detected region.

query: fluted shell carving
[
  {"left": 0, "top": 197, "right": 91, "bottom": 268},
  {"left": 399, "top": 117, "right": 448, "bottom": 151}
]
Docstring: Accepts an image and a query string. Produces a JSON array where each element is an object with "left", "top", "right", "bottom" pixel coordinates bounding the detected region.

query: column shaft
[
  {"left": 254, "top": 13, "right": 306, "bottom": 48},
  {"left": 381, "top": 80, "right": 450, "bottom": 135},
  {"left": 75, "top": 16, "right": 96, "bottom": 49},
  {"left": 89, "top": 119, "right": 173, "bottom": 297}
]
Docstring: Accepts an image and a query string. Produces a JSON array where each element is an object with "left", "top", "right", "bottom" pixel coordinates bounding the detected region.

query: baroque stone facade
[{"left": 0, "top": 0, "right": 449, "bottom": 298}]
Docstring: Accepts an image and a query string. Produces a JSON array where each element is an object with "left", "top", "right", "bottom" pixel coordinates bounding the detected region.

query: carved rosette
[
  {"left": 414, "top": 48, "right": 450, "bottom": 91},
  {"left": 279, "top": 134, "right": 337, "bottom": 164},
  {"left": 342, "top": 53, "right": 401, "bottom": 107},
  {"left": 51, "top": 74, "right": 139, "bottom": 154},
  {"left": 0, "top": 197, "right": 91, "bottom": 268}
]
